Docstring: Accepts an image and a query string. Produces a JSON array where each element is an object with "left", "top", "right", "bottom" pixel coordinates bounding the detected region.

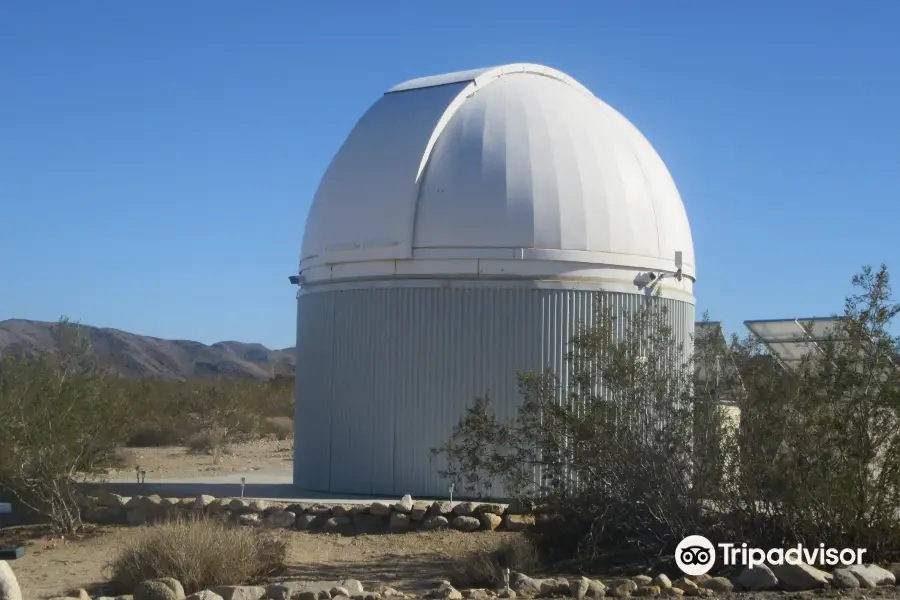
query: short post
[
  {"left": 240, "top": 477, "right": 246, "bottom": 499},
  {"left": 449, "top": 482, "right": 455, "bottom": 503},
  {"left": 140, "top": 469, "right": 147, "bottom": 484},
  {"left": 0, "top": 503, "right": 25, "bottom": 560},
  {"left": 503, "top": 568, "right": 510, "bottom": 592}
]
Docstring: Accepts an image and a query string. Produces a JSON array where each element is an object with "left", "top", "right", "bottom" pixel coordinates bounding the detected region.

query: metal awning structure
[{"left": 744, "top": 317, "right": 845, "bottom": 370}]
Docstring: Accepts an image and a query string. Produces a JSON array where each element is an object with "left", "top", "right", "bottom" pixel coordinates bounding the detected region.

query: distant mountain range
[{"left": 0, "top": 319, "right": 295, "bottom": 381}]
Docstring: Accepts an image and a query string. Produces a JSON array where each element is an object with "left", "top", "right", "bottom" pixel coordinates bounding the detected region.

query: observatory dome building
[{"left": 293, "top": 63, "right": 695, "bottom": 497}]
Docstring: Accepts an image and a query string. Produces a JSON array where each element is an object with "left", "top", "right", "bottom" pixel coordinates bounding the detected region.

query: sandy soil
[
  {"left": 4, "top": 526, "right": 518, "bottom": 599},
  {"left": 108, "top": 439, "right": 293, "bottom": 480}
]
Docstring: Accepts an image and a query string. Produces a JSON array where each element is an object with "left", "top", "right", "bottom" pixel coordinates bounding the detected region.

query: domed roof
[{"left": 300, "top": 63, "right": 695, "bottom": 288}]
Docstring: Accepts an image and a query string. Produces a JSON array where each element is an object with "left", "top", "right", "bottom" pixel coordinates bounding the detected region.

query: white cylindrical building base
[{"left": 293, "top": 281, "right": 694, "bottom": 498}]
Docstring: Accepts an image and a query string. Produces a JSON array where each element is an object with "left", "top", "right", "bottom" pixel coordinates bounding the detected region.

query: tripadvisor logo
[{"left": 675, "top": 535, "right": 867, "bottom": 576}]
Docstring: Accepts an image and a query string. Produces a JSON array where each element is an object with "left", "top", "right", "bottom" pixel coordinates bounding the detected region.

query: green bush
[
  {"left": 0, "top": 319, "right": 137, "bottom": 533},
  {"left": 437, "top": 264, "right": 900, "bottom": 569}
]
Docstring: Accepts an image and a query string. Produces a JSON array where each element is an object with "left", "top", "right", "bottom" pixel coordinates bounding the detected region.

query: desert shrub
[
  {"left": 435, "top": 289, "right": 724, "bottom": 568},
  {"left": 106, "top": 516, "right": 287, "bottom": 594},
  {"left": 722, "top": 264, "right": 900, "bottom": 557},
  {"left": 437, "top": 264, "right": 900, "bottom": 569},
  {"left": 448, "top": 535, "right": 542, "bottom": 588},
  {"left": 261, "top": 416, "right": 294, "bottom": 440},
  {"left": 0, "top": 319, "right": 137, "bottom": 534},
  {"left": 186, "top": 427, "right": 228, "bottom": 455},
  {"left": 98, "top": 448, "right": 140, "bottom": 470}
]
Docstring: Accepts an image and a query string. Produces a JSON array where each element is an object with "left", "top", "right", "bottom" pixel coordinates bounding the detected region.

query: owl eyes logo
[{"left": 675, "top": 535, "right": 716, "bottom": 576}]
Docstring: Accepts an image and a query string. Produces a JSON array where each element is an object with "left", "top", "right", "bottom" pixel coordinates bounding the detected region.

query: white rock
[
  {"left": 737, "top": 565, "right": 778, "bottom": 591},
  {"left": 769, "top": 562, "right": 829, "bottom": 590},
  {"left": 393, "top": 494, "right": 414, "bottom": 514},
  {"left": 831, "top": 569, "right": 860, "bottom": 589},
  {"left": 846, "top": 563, "right": 896, "bottom": 588},
  {"left": 0, "top": 561, "right": 22, "bottom": 600}
]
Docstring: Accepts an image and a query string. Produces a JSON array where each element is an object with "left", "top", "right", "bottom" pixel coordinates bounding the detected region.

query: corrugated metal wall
[{"left": 293, "top": 285, "right": 694, "bottom": 498}]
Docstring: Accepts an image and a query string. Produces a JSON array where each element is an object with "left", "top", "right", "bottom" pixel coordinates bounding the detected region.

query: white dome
[{"left": 300, "top": 63, "right": 695, "bottom": 290}]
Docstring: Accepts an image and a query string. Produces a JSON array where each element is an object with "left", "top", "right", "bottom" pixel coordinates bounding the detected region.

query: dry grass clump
[
  {"left": 185, "top": 427, "right": 228, "bottom": 455},
  {"left": 261, "top": 416, "right": 294, "bottom": 440},
  {"left": 448, "top": 535, "right": 543, "bottom": 588},
  {"left": 106, "top": 515, "right": 287, "bottom": 593}
]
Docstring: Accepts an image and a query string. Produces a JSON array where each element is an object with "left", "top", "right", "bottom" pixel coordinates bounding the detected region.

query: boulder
[
  {"left": 228, "top": 499, "right": 252, "bottom": 513},
  {"left": 479, "top": 513, "right": 502, "bottom": 531},
  {"left": 769, "top": 562, "right": 829, "bottom": 590},
  {"left": 135, "top": 580, "right": 184, "bottom": 600},
  {"left": 431, "top": 583, "right": 462, "bottom": 600},
  {"left": 370, "top": 502, "right": 392, "bottom": 517},
  {"left": 586, "top": 580, "right": 606, "bottom": 598},
  {"left": 307, "top": 504, "right": 333, "bottom": 516},
  {"left": 296, "top": 514, "right": 318, "bottom": 530},
  {"left": 538, "top": 579, "right": 569, "bottom": 598},
  {"left": 354, "top": 514, "right": 387, "bottom": 534},
  {"left": 248, "top": 500, "right": 268, "bottom": 513},
  {"left": 210, "top": 587, "right": 265, "bottom": 600},
  {"left": 846, "top": 563, "right": 896, "bottom": 588},
  {"left": 127, "top": 508, "right": 149, "bottom": 526},
  {"left": 0, "top": 561, "right": 22, "bottom": 600},
  {"left": 477, "top": 503, "right": 505, "bottom": 516},
  {"left": 503, "top": 514, "right": 534, "bottom": 532},
  {"left": 652, "top": 575, "right": 671, "bottom": 590},
  {"left": 430, "top": 501, "right": 454, "bottom": 517},
  {"left": 831, "top": 569, "right": 860, "bottom": 590},
  {"left": 265, "top": 584, "right": 298, "bottom": 600},
  {"left": 410, "top": 502, "right": 430, "bottom": 521},
  {"left": 632, "top": 577, "right": 652, "bottom": 587},
  {"left": 331, "top": 505, "right": 353, "bottom": 517},
  {"left": 634, "top": 586, "right": 661, "bottom": 597},
  {"left": 700, "top": 578, "right": 731, "bottom": 593},
  {"left": 330, "top": 588, "right": 351, "bottom": 598},
  {"left": 736, "top": 564, "right": 778, "bottom": 591},
  {"left": 267, "top": 510, "right": 297, "bottom": 529},
  {"left": 453, "top": 502, "right": 478, "bottom": 516},
  {"left": 394, "top": 494, "right": 414, "bottom": 514},
  {"left": 187, "top": 593, "right": 225, "bottom": 600},
  {"left": 570, "top": 577, "right": 591, "bottom": 600},
  {"left": 671, "top": 579, "right": 697, "bottom": 597},
  {"left": 604, "top": 581, "right": 636, "bottom": 594},
  {"left": 389, "top": 512, "right": 410, "bottom": 531},
  {"left": 510, "top": 573, "right": 541, "bottom": 594},
  {"left": 323, "top": 516, "right": 353, "bottom": 532},
  {"left": 237, "top": 513, "right": 260, "bottom": 527},
  {"left": 498, "top": 590, "right": 516, "bottom": 599},
  {"left": 462, "top": 590, "right": 491, "bottom": 600},
  {"left": 452, "top": 516, "right": 481, "bottom": 532},
  {"left": 423, "top": 515, "right": 450, "bottom": 530},
  {"left": 342, "top": 580, "right": 365, "bottom": 596}
]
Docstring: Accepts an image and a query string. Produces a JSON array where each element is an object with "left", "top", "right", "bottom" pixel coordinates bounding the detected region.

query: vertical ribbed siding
[{"left": 294, "top": 286, "right": 694, "bottom": 497}]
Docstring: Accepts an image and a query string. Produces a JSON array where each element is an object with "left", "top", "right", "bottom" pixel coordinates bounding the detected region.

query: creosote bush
[
  {"left": 0, "top": 319, "right": 136, "bottom": 534},
  {"left": 106, "top": 516, "right": 287, "bottom": 594},
  {"left": 436, "top": 264, "right": 900, "bottom": 570},
  {"left": 448, "top": 536, "right": 543, "bottom": 589}
]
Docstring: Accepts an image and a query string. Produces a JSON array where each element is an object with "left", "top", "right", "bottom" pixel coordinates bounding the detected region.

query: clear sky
[{"left": 2, "top": 1, "right": 898, "bottom": 349}]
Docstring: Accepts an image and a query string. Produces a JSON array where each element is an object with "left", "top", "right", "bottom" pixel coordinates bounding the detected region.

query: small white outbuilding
[{"left": 292, "top": 63, "right": 696, "bottom": 497}]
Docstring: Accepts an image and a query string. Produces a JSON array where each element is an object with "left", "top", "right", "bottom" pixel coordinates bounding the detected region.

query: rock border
[{"left": 76, "top": 492, "right": 537, "bottom": 534}]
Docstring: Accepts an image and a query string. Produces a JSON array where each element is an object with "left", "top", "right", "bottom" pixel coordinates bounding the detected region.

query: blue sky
[{"left": 1, "top": 1, "right": 898, "bottom": 349}]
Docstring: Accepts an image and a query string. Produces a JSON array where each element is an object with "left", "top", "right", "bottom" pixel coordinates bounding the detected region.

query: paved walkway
[{"left": 85, "top": 469, "right": 450, "bottom": 504}]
